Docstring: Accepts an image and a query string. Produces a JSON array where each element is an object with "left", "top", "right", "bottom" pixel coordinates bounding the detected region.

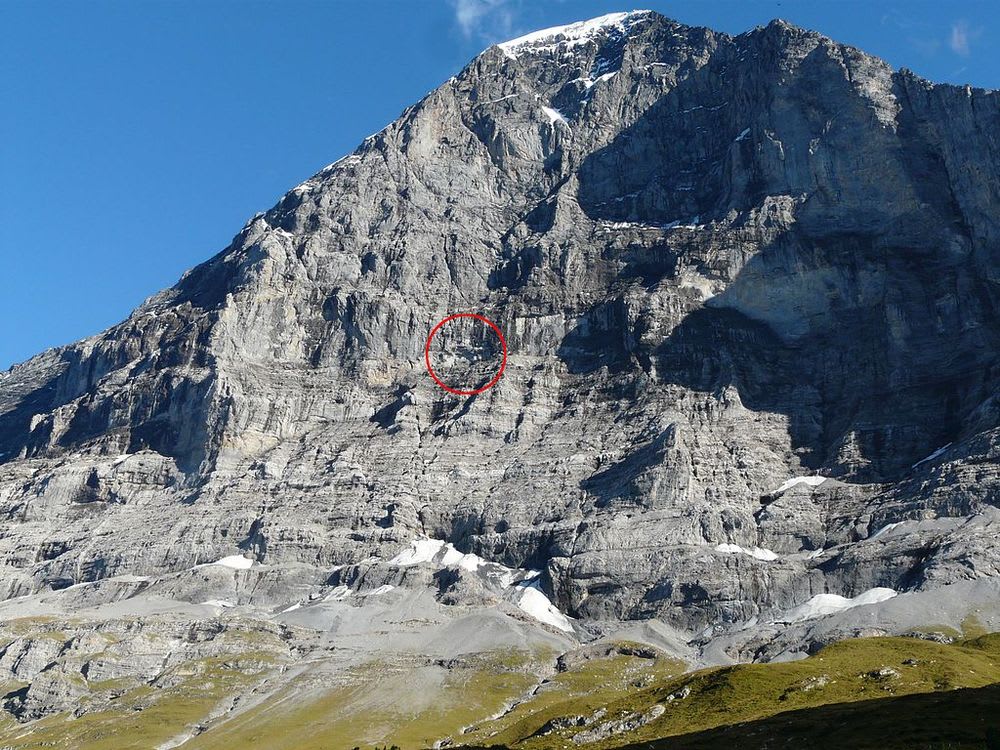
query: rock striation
[{"left": 1, "top": 10, "right": 999, "bottom": 646}]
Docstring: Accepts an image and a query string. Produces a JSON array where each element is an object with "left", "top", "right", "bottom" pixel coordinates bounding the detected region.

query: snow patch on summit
[{"left": 498, "top": 11, "right": 652, "bottom": 58}]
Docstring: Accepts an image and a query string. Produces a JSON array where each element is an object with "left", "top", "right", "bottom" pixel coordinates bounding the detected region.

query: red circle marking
[{"left": 424, "top": 313, "right": 508, "bottom": 396}]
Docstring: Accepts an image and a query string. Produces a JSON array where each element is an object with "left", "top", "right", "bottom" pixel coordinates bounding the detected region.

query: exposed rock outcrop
[{"left": 1, "top": 11, "right": 998, "bottom": 641}]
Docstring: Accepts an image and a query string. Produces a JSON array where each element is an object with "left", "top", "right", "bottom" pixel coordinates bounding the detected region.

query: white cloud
[
  {"left": 909, "top": 36, "right": 942, "bottom": 57},
  {"left": 898, "top": 16, "right": 982, "bottom": 59},
  {"left": 450, "top": 0, "right": 521, "bottom": 43},
  {"left": 949, "top": 19, "right": 980, "bottom": 57}
]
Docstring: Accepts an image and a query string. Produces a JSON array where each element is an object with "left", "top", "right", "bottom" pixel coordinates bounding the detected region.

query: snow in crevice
[
  {"left": 206, "top": 555, "right": 254, "bottom": 570},
  {"left": 477, "top": 93, "right": 520, "bottom": 106},
  {"left": 598, "top": 216, "right": 704, "bottom": 233},
  {"left": 541, "top": 106, "right": 569, "bottom": 127},
  {"left": 497, "top": 11, "right": 653, "bottom": 58},
  {"left": 869, "top": 521, "right": 905, "bottom": 540},
  {"left": 60, "top": 575, "right": 150, "bottom": 594},
  {"left": 681, "top": 102, "right": 728, "bottom": 114},
  {"left": 192, "top": 555, "right": 254, "bottom": 571},
  {"left": 200, "top": 599, "right": 235, "bottom": 608},
  {"left": 778, "top": 587, "right": 898, "bottom": 623},
  {"left": 734, "top": 127, "right": 751, "bottom": 142},
  {"left": 513, "top": 577, "right": 574, "bottom": 632},
  {"left": 912, "top": 443, "right": 952, "bottom": 470},
  {"left": 715, "top": 543, "right": 780, "bottom": 562},
  {"left": 573, "top": 70, "right": 618, "bottom": 95},
  {"left": 773, "top": 475, "right": 827, "bottom": 495},
  {"left": 592, "top": 53, "right": 619, "bottom": 76},
  {"left": 594, "top": 191, "right": 640, "bottom": 206}
]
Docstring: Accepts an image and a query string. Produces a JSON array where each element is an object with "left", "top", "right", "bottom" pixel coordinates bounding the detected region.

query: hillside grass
[
  {"left": 182, "top": 648, "right": 555, "bottom": 750},
  {"left": 0, "top": 652, "right": 280, "bottom": 750},
  {"left": 613, "top": 682, "right": 1000, "bottom": 750},
  {"left": 1, "top": 633, "right": 998, "bottom": 749},
  {"left": 458, "top": 644, "right": 685, "bottom": 747},
  {"left": 457, "top": 634, "right": 1000, "bottom": 750}
]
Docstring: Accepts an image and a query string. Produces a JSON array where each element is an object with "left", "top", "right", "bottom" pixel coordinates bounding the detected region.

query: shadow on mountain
[
  {"left": 561, "top": 35, "right": 1000, "bottom": 483},
  {"left": 0, "top": 305, "right": 221, "bottom": 475},
  {"left": 556, "top": 229, "right": 996, "bottom": 481},
  {"left": 581, "top": 427, "right": 676, "bottom": 509},
  {"left": 623, "top": 683, "right": 1000, "bottom": 750},
  {"left": 556, "top": 296, "right": 634, "bottom": 375}
]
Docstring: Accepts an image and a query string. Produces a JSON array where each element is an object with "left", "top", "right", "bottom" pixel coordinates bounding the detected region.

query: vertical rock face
[{"left": 1, "top": 11, "right": 999, "bottom": 629}]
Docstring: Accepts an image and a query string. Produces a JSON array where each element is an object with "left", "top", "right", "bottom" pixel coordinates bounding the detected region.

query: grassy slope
[
  {"left": 0, "top": 653, "right": 280, "bottom": 750},
  {"left": 458, "top": 646, "right": 686, "bottom": 748},
  {"left": 0, "top": 617, "right": 293, "bottom": 750},
  {"left": 456, "top": 634, "right": 1000, "bottom": 750},
  {"left": 464, "top": 684, "right": 1000, "bottom": 750},
  {"left": 2, "top": 629, "right": 999, "bottom": 750},
  {"left": 181, "top": 648, "right": 556, "bottom": 750},
  {"left": 616, "top": 683, "right": 1000, "bottom": 750}
]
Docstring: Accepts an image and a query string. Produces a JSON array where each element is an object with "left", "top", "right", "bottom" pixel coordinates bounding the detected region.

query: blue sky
[{"left": 1, "top": 0, "right": 996, "bottom": 370}]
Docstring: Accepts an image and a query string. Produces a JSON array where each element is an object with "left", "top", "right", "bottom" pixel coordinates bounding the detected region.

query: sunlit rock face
[{"left": 1, "top": 10, "right": 999, "bottom": 634}]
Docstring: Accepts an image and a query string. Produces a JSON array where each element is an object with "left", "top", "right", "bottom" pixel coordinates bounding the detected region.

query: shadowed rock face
[{"left": 0, "top": 11, "right": 998, "bottom": 629}]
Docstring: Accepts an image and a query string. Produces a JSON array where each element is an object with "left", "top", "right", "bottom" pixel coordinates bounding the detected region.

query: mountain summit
[{"left": 1, "top": 11, "right": 999, "bottom": 746}]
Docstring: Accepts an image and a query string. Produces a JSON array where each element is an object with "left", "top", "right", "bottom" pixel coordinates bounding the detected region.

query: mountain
[{"left": 1, "top": 10, "right": 999, "bottom": 748}]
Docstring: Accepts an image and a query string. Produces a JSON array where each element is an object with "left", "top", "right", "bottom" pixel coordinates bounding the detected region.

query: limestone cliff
[{"left": 1, "top": 11, "right": 998, "bottom": 638}]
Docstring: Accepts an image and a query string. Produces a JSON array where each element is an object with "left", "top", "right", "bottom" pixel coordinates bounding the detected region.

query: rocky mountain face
[{"left": 1, "top": 9, "right": 999, "bottom": 650}]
